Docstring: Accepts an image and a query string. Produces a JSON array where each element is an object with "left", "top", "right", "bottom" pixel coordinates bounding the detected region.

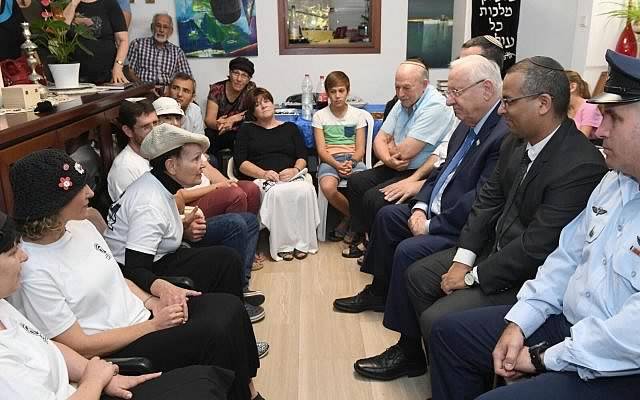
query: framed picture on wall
[
  {"left": 175, "top": 0, "right": 258, "bottom": 57},
  {"left": 407, "top": 0, "right": 454, "bottom": 68}
]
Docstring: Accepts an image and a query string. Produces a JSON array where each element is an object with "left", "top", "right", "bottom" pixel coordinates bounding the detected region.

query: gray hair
[
  {"left": 450, "top": 54, "right": 502, "bottom": 95},
  {"left": 151, "top": 13, "right": 173, "bottom": 28}
]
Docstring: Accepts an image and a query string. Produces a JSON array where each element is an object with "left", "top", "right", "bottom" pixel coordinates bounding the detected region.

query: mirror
[{"left": 277, "top": 0, "right": 381, "bottom": 54}]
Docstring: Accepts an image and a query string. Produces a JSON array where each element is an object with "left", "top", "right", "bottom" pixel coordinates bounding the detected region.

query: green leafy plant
[
  {"left": 30, "top": 0, "right": 95, "bottom": 64},
  {"left": 601, "top": 1, "right": 640, "bottom": 24}
]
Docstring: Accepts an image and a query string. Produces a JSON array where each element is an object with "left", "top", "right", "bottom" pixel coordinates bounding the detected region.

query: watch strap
[{"left": 529, "top": 341, "right": 548, "bottom": 373}]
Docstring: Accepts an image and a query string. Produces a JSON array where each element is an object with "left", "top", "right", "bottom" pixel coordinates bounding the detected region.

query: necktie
[
  {"left": 495, "top": 148, "right": 532, "bottom": 245},
  {"left": 428, "top": 128, "right": 477, "bottom": 217}
]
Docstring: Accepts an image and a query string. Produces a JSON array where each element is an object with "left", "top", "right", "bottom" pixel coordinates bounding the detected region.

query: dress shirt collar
[
  {"left": 526, "top": 124, "right": 560, "bottom": 163},
  {"left": 617, "top": 172, "right": 640, "bottom": 205},
  {"left": 471, "top": 100, "right": 501, "bottom": 135}
]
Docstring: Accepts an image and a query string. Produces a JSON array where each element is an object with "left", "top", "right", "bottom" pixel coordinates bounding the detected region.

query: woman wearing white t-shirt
[
  {"left": 8, "top": 150, "right": 265, "bottom": 400},
  {"left": 0, "top": 211, "right": 236, "bottom": 400}
]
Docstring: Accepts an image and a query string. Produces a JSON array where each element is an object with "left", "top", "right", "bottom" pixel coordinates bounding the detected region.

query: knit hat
[
  {"left": 229, "top": 57, "right": 254, "bottom": 77},
  {"left": 141, "top": 123, "right": 210, "bottom": 160},
  {"left": 153, "top": 97, "right": 185, "bottom": 116},
  {"left": 10, "top": 149, "right": 87, "bottom": 221}
]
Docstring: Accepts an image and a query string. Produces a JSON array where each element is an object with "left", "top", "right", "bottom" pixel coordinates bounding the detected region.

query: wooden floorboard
[{"left": 251, "top": 241, "right": 431, "bottom": 400}]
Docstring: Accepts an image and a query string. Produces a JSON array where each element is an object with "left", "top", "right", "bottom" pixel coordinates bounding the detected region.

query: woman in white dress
[{"left": 234, "top": 88, "right": 320, "bottom": 261}]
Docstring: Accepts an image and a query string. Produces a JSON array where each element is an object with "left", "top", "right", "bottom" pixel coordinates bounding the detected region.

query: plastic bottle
[
  {"left": 316, "top": 75, "right": 328, "bottom": 109},
  {"left": 301, "top": 74, "right": 314, "bottom": 120}
]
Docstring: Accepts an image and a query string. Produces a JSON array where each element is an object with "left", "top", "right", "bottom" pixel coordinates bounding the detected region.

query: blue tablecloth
[{"left": 276, "top": 104, "right": 385, "bottom": 149}]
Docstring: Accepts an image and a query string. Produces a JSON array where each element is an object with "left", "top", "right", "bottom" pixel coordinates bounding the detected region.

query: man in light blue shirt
[
  {"left": 427, "top": 49, "right": 640, "bottom": 400},
  {"left": 344, "top": 60, "right": 457, "bottom": 257}
]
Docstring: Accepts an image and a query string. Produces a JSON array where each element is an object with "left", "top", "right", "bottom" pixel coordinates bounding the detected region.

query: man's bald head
[{"left": 395, "top": 61, "right": 429, "bottom": 108}]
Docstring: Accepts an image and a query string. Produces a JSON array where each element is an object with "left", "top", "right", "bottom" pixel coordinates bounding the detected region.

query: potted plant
[
  {"left": 30, "top": 0, "right": 95, "bottom": 88},
  {"left": 602, "top": 0, "right": 640, "bottom": 57}
]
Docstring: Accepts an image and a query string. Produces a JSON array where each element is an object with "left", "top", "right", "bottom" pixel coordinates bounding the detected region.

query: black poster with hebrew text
[{"left": 471, "top": 0, "right": 521, "bottom": 71}]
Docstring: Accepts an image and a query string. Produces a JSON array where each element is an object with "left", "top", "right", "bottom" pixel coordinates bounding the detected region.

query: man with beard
[{"left": 126, "top": 13, "right": 192, "bottom": 87}]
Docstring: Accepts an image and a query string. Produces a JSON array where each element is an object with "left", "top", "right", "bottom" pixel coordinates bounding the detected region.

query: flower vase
[{"left": 616, "top": 21, "right": 638, "bottom": 57}]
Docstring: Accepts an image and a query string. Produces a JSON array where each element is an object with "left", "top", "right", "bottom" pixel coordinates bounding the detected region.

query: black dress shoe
[
  {"left": 354, "top": 344, "right": 427, "bottom": 381},
  {"left": 333, "top": 284, "right": 385, "bottom": 313}
]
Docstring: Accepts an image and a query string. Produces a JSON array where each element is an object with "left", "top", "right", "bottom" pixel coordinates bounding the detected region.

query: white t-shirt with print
[
  {"left": 107, "top": 144, "right": 151, "bottom": 201},
  {"left": 0, "top": 300, "right": 75, "bottom": 400},
  {"left": 104, "top": 171, "right": 184, "bottom": 264},
  {"left": 8, "top": 220, "right": 150, "bottom": 339}
]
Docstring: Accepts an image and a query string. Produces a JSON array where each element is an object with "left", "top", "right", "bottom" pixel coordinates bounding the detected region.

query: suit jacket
[
  {"left": 458, "top": 118, "right": 608, "bottom": 294},
  {"left": 410, "top": 103, "right": 508, "bottom": 240}
]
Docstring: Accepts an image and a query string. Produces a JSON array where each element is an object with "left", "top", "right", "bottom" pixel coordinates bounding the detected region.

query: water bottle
[{"left": 301, "top": 73, "right": 313, "bottom": 120}]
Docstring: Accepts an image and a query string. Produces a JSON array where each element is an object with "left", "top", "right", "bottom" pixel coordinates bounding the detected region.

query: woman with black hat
[
  {"left": 205, "top": 56, "right": 257, "bottom": 158},
  {"left": 8, "top": 149, "right": 265, "bottom": 400},
  {"left": 0, "top": 210, "right": 240, "bottom": 400}
]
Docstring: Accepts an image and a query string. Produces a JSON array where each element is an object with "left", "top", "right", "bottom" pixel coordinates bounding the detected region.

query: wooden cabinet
[{"left": 0, "top": 84, "right": 154, "bottom": 213}]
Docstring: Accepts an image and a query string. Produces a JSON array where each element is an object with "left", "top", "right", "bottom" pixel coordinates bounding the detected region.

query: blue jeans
[{"left": 194, "top": 212, "right": 259, "bottom": 289}]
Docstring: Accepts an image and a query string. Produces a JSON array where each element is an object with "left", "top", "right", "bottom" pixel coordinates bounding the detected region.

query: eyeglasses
[
  {"left": 500, "top": 93, "right": 544, "bottom": 108},
  {"left": 446, "top": 79, "right": 485, "bottom": 98},
  {"left": 230, "top": 70, "right": 251, "bottom": 80}
]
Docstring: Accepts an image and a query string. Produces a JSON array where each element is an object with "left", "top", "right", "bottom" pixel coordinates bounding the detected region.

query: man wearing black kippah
[
  {"left": 427, "top": 50, "right": 640, "bottom": 400},
  {"left": 382, "top": 56, "right": 609, "bottom": 383}
]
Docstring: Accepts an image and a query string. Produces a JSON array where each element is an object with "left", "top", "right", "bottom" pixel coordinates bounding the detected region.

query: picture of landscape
[
  {"left": 407, "top": 0, "right": 454, "bottom": 68},
  {"left": 175, "top": 0, "right": 258, "bottom": 57}
]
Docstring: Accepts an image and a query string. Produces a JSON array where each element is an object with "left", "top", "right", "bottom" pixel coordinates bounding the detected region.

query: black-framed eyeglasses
[
  {"left": 500, "top": 93, "right": 544, "bottom": 108},
  {"left": 446, "top": 79, "right": 486, "bottom": 98}
]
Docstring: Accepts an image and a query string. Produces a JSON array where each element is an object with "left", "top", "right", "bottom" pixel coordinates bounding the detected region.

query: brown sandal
[
  {"left": 277, "top": 251, "right": 294, "bottom": 261},
  {"left": 293, "top": 249, "right": 308, "bottom": 260}
]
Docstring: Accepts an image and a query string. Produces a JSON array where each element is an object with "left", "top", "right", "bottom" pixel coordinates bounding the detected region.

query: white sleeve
[{"left": 16, "top": 274, "right": 77, "bottom": 339}]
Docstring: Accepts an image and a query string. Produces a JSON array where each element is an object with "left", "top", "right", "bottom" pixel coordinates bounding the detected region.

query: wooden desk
[{"left": 0, "top": 83, "right": 154, "bottom": 214}]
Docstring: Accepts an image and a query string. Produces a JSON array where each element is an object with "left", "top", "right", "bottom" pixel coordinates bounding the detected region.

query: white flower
[{"left": 74, "top": 162, "right": 85, "bottom": 174}]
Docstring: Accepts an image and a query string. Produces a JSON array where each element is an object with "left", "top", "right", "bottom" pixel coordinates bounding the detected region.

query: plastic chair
[{"left": 317, "top": 109, "right": 374, "bottom": 241}]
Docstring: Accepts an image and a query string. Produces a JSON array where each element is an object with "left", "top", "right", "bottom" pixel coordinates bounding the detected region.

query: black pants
[
  {"left": 102, "top": 365, "right": 234, "bottom": 400},
  {"left": 153, "top": 246, "right": 243, "bottom": 298},
  {"left": 110, "top": 294, "right": 259, "bottom": 400},
  {"left": 347, "top": 165, "right": 414, "bottom": 234},
  {"left": 429, "top": 305, "right": 640, "bottom": 400},
  {"left": 406, "top": 247, "right": 518, "bottom": 341}
]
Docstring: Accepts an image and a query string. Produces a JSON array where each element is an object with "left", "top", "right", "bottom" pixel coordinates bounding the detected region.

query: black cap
[
  {"left": 589, "top": 49, "right": 640, "bottom": 104},
  {"left": 229, "top": 57, "right": 254, "bottom": 77},
  {"left": 10, "top": 149, "right": 87, "bottom": 222}
]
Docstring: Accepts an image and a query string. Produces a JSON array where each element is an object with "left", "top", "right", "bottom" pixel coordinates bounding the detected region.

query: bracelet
[
  {"left": 293, "top": 167, "right": 301, "bottom": 172},
  {"left": 143, "top": 295, "right": 153, "bottom": 307}
]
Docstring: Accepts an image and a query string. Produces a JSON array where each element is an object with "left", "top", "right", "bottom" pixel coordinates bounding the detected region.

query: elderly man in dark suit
[
  {"left": 404, "top": 56, "right": 608, "bottom": 377},
  {"left": 333, "top": 55, "right": 509, "bottom": 380}
]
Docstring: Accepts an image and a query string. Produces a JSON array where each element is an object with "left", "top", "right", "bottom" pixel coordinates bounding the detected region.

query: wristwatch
[
  {"left": 528, "top": 341, "right": 549, "bottom": 373},
  {"left": 463, "top": 271, "right": 476, "bottom": 287},
  {"left": 115, "top": 60, "right": 124, "bottom": 66}
]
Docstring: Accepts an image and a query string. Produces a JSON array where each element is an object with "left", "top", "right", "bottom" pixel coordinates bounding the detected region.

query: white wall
[
  {"left": 129, "top": 0, "right": 455, "bottom": 107},
  {"left": 128, "top": 0, "right": 621, "bottom": 107}
]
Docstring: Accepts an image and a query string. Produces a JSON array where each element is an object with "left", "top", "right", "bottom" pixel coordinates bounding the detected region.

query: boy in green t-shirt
[{"left": 312, "top": 71, "right": 367, "bottom": 241}]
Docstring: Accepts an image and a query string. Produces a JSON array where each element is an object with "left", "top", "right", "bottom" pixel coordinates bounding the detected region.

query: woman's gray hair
[{"left": 450, "top": 54, "right": 503, "bottom": 95}]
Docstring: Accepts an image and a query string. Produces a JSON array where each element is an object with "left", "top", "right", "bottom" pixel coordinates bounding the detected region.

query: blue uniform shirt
[{"left": 506, "top": 171, "right": 640, "bottom": 380}]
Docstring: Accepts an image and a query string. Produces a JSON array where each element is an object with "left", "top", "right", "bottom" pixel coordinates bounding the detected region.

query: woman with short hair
[{"left": 234, "top": 87, "right": 320, "bottom": 261}]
